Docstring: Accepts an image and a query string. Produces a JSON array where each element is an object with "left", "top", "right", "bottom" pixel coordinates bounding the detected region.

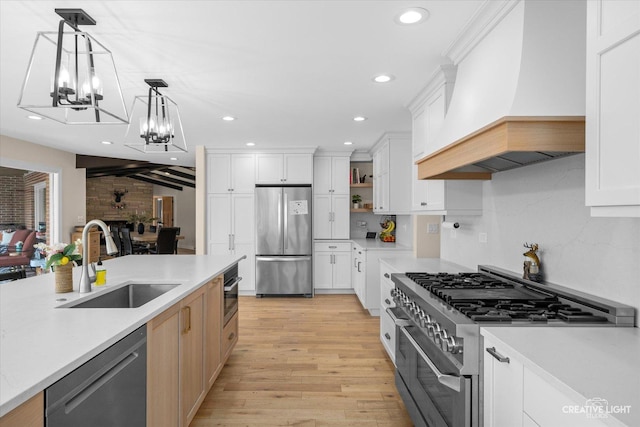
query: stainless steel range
[{"left": 388, "top": 265, "right": 635, "bottom": 427}]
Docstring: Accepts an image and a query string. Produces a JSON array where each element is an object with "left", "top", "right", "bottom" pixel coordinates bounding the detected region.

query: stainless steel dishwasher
[{"left": 45, "top": 325, "right": 147, "bottom": 427}]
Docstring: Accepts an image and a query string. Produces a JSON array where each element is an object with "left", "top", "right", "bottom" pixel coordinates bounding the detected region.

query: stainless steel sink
[{"left": 62, "top": 283, "right": 180, "bottom": 308}]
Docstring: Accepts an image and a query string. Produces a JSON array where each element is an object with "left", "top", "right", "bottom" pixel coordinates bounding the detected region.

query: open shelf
[
  {"left": 350, "top": 208, "right": 373, "bottom": 213},
  {"left": 350, "top": 183, "right": 373, "bottom": 188}
]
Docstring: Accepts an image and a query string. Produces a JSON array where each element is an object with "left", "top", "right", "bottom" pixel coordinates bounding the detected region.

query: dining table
[{"left": 130, "top": 232, "right": 185, "bottom": 244}]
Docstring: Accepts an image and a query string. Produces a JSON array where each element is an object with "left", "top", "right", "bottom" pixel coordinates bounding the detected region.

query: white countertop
[
  {"left": 0, "top": 254, "right": 244, "bottom": 417},
  {"left": 350, "top": 238, "right": 412, "bottom": 251},
  {"left": 481, "top": 327, "right": 640, "bottom": 427},
  {"left": 379, "top": 257, "right": 472, "bottom": 273}
]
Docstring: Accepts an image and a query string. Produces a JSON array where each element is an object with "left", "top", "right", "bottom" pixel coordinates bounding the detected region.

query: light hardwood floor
[{"left": 191, "top": 294, "right": 413, "bottom": 427}]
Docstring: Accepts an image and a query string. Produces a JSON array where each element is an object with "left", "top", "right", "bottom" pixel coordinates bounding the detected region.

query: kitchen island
[{"left": 0, "top": 254, "right": 244, "bottom": 418}]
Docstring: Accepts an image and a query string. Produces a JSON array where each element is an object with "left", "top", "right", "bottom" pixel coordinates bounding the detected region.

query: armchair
[{"left": 0, "top": 229, "right": 37, "bottom": 269}]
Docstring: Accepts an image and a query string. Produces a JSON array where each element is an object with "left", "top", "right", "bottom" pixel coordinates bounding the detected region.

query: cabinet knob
[
  {"left": 384, "top": 273, "right": 390, "bottom": 278},
  {"left": 420, "top": 202, "right": 427, "bottom": 206},
  {"left": 384, "top": 333, "right": 391, "bottom": 341}
]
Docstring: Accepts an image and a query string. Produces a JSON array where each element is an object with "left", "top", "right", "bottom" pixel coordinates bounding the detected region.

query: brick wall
[
  {"left": 86, "top": 177, "right": 153, "bottom": 222},
  {"left": 0, "top": 175, "right": 25, "bottom": 226}
]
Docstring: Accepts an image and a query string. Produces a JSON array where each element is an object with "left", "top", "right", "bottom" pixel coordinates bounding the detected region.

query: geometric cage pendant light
[
  {"left": 17, "top": 9, "right": 128, "bottom": 124},
  {"left": 124, "top": 79, "right": 187, "bottom": 153}
]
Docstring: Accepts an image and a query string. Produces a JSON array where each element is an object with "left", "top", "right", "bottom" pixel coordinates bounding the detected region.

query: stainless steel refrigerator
[{"left": 255, "top": 185, "right": 313, "bottom": 297}]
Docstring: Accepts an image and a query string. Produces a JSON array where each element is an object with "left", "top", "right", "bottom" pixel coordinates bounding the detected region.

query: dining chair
[
  {"left": 110, "top": 228, "right": 122, "bottom": 257},
  {"left": 173, "top": 227, "right": 181, "bottom": 254},
  {"left": 120, "top": 228, "right": 149, "bottom": 255},
  {"left": 149, "top": 227, "right": 178, "bottom": 255}
]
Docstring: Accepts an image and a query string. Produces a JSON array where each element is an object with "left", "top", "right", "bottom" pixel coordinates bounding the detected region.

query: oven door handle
[
  {"left": 224, "top": 276, "right": 243, "bottom": 292},
  {"left": 386, "top": 307, "right": 412, "bottom": 327},
  {"left": 399, "top": 326, "right": 462, "bottom": 393}
]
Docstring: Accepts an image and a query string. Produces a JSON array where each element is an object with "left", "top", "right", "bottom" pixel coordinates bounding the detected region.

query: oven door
[
  {"left": 223, "top": 276, "right": 241, "bottom": 325},
  {"left": 396, "top": 324, "right": 473, "bottom": 427}
]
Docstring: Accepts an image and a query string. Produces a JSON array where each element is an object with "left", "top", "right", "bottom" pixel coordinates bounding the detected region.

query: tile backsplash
[{"left": 440, "top": 154, "right": 640, "bottom": 325}]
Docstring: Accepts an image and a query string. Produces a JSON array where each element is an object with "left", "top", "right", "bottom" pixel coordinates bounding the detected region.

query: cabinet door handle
[
  {"left": 228, "top": 234, "right": 232, "bottom": 251},
  {"left": 329, "top": 245, "right": 337, "bottom": 249},
  {"left": 421, "top": 202, "right": 427, "bottom": 206},
  {"left": 228, "top": 332, "right": 236, "bottom": 341},
  {"left": 182, "top": 306, "right": 191, "bottom": 335},
  {"left": 357, "top": 261, "right": 361, "bottom": 273},
  {"left": 486, "top": 347, "right": 510, "bottom": 363},
  {"left": 384, "top": 273, "right": 390, "bottom": 278},
  {"left": 384, "top": 333, "right": 391, "bottom": 341},
  {"left": 329, "top": 212, "right": 332, "bottom": 222}
]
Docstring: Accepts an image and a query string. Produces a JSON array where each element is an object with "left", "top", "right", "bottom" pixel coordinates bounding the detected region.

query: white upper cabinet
[
  {"left": 408, "top": 65, "right": 483, "bottom": 215},
  {"left": 586, "top": 0, "right": 640, "bottom": 217},
  {"left": 314, "top": 156, "right": 350, "bottom": 195},
  {"left": 207, "top": 153, "right": 255, "bottom": 194},
  {"left": 370, "top": 134, "right": 412, "bottom": 214},
  {"left": 256, "top": 153, "right": 314, "bottom": 184},
  {"left": 313, "top": 155, "right": 351, "bottom": 239}
]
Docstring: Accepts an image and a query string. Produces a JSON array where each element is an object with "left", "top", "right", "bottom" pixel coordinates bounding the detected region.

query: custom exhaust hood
[{"left": 417, "top": 0, "right": 587, "bottom": 180}]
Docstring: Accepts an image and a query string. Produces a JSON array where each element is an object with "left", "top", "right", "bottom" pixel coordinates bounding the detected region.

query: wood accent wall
[{"left": 86, "top": 176, "right": 153, "bottom": 222}]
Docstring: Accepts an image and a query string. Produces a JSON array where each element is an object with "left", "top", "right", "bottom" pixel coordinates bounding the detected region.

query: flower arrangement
[
  {"left": 127, "top": 212, "right": 158, "bottom": 225},
  {"left": 34, "top": 240, "right": 82, "bottom": 270}
]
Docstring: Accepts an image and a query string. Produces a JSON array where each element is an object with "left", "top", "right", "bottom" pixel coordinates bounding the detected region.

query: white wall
[
  {"left": 441, "top": 154, "right": 640, "bottom": 324},
  {"left": 152, "top": 185, "right": 196, "bottom": 250},
  {"left": 0, "top": 135, "right": 86, "bottom": 243}
]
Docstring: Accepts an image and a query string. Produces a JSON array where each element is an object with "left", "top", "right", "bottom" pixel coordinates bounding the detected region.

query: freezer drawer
[{"left": 256, "top": 256, "right": 312, "bottom": 296}]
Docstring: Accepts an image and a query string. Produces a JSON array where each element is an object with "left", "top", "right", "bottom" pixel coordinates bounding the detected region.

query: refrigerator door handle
[
  {"left": 277, "top": 191, "right": 283, "bottom": 252},
  {"left": 256, "top": 256, "right": 312, "bottom": 262},
  {"left": 284, "top": 192, "right": 288, "bottom": 250}
]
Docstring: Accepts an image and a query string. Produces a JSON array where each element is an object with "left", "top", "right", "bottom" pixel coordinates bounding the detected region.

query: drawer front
[
  {"left": 380, "top": 311, "right": 396, "bottom": 362},
  {"left": 314, "top": 242, "right": 351, "bottom": 252},
  {"left": 222, "top": 313, "right": 238, "bottom": 362},
  {"left": 380, "top": 277, "right": 396, "bottom": 309}
]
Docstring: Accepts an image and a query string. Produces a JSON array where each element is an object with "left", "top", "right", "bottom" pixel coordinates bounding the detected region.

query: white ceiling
[{"left": 0, "top": 1, "right": 483, "bottom": 167}]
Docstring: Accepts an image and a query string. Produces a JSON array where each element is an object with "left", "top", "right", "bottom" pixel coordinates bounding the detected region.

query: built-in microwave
[{"left": 223, "top": 264, "right": 241, "bottom": 326}]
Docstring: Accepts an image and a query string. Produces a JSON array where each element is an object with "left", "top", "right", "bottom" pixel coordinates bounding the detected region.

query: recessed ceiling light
[
  {"left": 396, "top": 8, "right": 429, "bottom": 25},
  {"left": 222, "top": 116, "right": 236, "bottom": 121},
  {"left": 344, "top": 141, "right": 353, "bottom": 145},
  {"left": 170, "top": 157, "right": 178, "bottom": 161},
  {"left": 353, "top": 116, "right": 367, "bottom": 122},
  {"left": 246, "top": 142, "right": 255, "bottom": 146},
  {"left": 101, "top": 140, "right": 113, "bottom": 145},
  {"left": 373, "top": 74, "right": 394, "bottom": 83},
  {"left": 27, "top": 115, "right": 43, "bottom": 120}
]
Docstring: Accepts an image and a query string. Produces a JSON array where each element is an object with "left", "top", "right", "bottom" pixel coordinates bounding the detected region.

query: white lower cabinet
[
  {"left": 314, "top": 242, "right": 352, "bottom": 291},
  {"left": 207, "top": 193, "right": 255, "bottom": 292},
  {"left": 483, "top": 334, "right": 524, "bottom": 427},
  {"left": 482, "top": 332, "right": 608, "bottom": 427},
  {"left": 352, "top": 242, "right": 411, "bottom": 316},
  {"left": 379, "top": 260, "right": 398, "bottom": 363}
]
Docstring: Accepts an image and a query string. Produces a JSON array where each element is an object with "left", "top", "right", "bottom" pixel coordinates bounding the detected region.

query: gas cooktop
[{"left": 401, "top": 268, "right": 634, "bottom": 325}]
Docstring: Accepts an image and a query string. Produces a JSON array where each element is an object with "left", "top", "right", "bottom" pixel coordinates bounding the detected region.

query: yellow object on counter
[{"left": 95, "top": 259, "right": 106, "bottom": 286}]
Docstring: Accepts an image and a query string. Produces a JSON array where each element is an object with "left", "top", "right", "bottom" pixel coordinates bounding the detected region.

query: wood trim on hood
[{"left": 416, "top": 116, "right": 585, "bottom": 180}]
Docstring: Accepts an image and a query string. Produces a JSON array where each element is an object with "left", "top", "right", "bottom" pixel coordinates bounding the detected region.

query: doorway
[{"left": 153, "top": 196, "right": 174, "bottom": 227}]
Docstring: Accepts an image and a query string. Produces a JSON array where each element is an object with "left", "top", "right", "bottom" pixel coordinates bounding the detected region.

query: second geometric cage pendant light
[
  {"left": 17, "top": 8, "right": 128, "bottom": 124},
  {"left": 124, "top": 79, "right": 187, "bottom": 153}
]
